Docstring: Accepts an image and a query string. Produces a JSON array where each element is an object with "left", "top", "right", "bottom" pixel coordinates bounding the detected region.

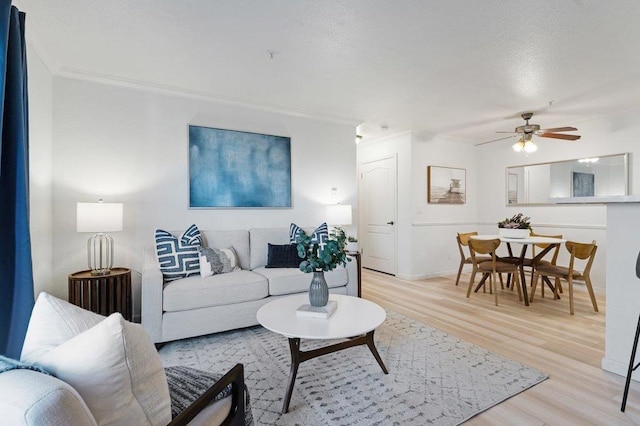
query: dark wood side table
[
  {"left": 348, "top": 251, "right": 362, "bottom": 297},
  {"left": 68, "top": 267, "right": 132, "bottom": 321}
]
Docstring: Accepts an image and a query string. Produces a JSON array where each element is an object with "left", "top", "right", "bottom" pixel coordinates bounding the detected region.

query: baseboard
[
  {"left": 602, "top": 356, "right": 638, "bottom": 380},
  {"left": 396, "top": 270, "right": 458, "bottom": 281}
]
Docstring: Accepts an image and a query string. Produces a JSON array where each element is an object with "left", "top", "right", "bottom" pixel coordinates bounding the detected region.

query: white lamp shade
[
  {"left": 77, "top": 202, "right": 123, "bottom": 233},
  {"left": 326, "top": 204, "right": 352, "bottom": 225}
]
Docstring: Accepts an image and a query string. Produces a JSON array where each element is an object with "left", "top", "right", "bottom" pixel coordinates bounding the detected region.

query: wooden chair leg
[
  {"left": 514, "top": 270, "right": 523, "bottom": 302},
  {"left": 466, "top": 270, "right": 476, "bottom": 298},
  {"left": 556, "top": 278, "right": 563, "bottom": 294},
  {"left": 492, "top": 273, "right": 498, "bottom": 306},
  {"left": 568, "top": 277, "right": 575, "bottom": 315},
  {"left": 584, "top": 276, "right": 599, "bottom": 312},
  {"left": 455, "top": 261, "right": 464, "bottom": 286},
  {"left": 530, "top": 271, "right": 539, "bottom": 303},
  {"left": 499, "top": 273, "right": 504, "bottom": 290},
  {"left": 540, "top": 272, "right": 545, "bottom": 298},
  {"left": 553, "top": 278, "right": 561, "bottom": 300}
]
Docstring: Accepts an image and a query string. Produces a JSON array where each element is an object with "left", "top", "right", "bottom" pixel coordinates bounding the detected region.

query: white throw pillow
[
  {"left": 21, "top": 292, "right": 105, "bottom": 364},
  {"left": 35, "top": 313, "right": 171, "bottom": 426}
]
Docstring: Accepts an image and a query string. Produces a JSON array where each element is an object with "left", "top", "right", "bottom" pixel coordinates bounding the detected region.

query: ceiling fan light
[
  {"left": 512, "top": 140, "right": 525, "bottom": 152},
  {"left": 524, "top": 140, "right": 538, "bottom": 152}
]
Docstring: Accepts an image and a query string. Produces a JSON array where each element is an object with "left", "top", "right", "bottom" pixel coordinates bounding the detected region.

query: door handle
[{"left": 386, "top": 221, "right": 394, "bottom": 225}]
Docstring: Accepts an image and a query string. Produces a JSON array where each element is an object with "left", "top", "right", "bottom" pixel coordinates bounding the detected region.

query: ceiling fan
[{"left": 478, "top": 112, "right": 581, "bottom": 152}]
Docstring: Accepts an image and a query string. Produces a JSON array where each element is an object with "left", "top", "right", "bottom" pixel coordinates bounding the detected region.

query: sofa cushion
[
  {"left": 253, "top": 266, "right": 348, "bottom": 296},
  {"left": 163, "top": 270, "right": 268, "bottom": 312},
  {"left": 266, "top": 243, "right": 300, "bottom": 268},
  {"left": 35, "top": 313, "right": 172, "bottom": 426},
  {"left": 156, "top": 224, "right": 203, "bottom": 282},
  {"left": 21, "top": 292, "right": 105, "bottom": 364},
  {"left": 199, "top": 247, "right": 241, "bottom": 276}
]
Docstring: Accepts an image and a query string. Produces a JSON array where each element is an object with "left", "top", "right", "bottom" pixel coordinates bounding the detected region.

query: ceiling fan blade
[
  {"left": 540, "top": 126, "right": 578, "bottom": 132},
  {"left": 539, "top": 133, "right": 581, "bottom": 141},
  {"left": 475, "top": 135, "right": 517, "bottom": 146}
]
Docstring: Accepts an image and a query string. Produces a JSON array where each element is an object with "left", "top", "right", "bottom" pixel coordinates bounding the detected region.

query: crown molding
[
  {"left": 21, "top": 2, "right": 61, "bottom": 74},
  {"left": 55, "top": 66, "right": 362, "bottom": 127}
]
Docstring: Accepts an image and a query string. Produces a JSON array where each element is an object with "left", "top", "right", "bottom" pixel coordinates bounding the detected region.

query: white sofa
[{"left": 142, "top": 227, "right": 359, "bottom": 343}]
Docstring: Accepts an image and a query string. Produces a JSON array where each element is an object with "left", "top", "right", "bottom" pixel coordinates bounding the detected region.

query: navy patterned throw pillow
[
  {"left": 289, "top": 222, "right": 329, "bottom": 249},
  {"left": 289, "top": 223, "right": 303, "bottom": 244},
  {"left": 155, "top": 224, "right": 203, "bottom": 282}
]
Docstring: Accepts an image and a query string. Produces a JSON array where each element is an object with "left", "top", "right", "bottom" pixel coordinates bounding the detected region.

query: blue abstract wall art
[{"left": 189, "top": 125, "right": 292, "bottom": 208}]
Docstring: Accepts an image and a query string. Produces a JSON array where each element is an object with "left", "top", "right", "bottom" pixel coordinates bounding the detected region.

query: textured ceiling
[{"left": 15, "top": 0, "right": 640, "bottom": 144}]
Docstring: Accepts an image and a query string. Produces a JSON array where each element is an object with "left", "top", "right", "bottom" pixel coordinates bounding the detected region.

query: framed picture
[
  {"left": 427, "top": 166, "right": 466, "bottom": 204},
  {"left": 572, "top": 171, "right": 595, "bottom": 197},
  {"left": 507, "top": 173, "right": 518, "bottom": 204},
  {"left": 189, "top": 125, "right": 292, "bottom": 208}
]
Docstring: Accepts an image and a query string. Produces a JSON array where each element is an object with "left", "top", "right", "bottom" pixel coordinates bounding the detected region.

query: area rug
[{"left": 158, "top": 311, "right": 547, "bottom": 425}]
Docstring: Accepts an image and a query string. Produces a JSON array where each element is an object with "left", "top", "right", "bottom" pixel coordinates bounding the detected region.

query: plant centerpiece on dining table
[
  {"left": 497, "top": 213, "right": 532, "bottom": 238},
  {"left": 293, "top": 223, "right": 350, "bottom": 307}
]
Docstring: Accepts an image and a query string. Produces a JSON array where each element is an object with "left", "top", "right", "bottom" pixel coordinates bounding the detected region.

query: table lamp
[
  {"left": 77, "top": 200, "right": 123, "bottom": 276},
  {"left": 325, "top": 204, "right": 352, "bottom": 227}
]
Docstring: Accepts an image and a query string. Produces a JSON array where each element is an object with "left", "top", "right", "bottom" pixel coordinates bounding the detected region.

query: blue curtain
[{"left": 0, "top": 1, "right": 33, "bottom": 359}]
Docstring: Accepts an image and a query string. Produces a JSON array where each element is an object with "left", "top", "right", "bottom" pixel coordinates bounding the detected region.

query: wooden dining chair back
[
  {"left": 531, "top": 232, "right": 563, "bottom": 264},
  {"left": 466, "top": 238, "right": 522, "bottom": 306},
  {"left": 530, "top": 240, "right": 598, "bottom": 315},
  {"left": 455, "top": 232, "right": 490, "bottom": 286},
  {"left": 522, "top": 233, "right": 563, "bottom": 294}
]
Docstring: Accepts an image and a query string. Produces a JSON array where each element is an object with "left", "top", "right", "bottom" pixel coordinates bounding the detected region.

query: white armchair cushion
[
  {"left": 34, "top": 313, "right": 172, "bottom": 426},
  {"left": 21, "top": 292, "right": 105, "bottom": 364},
  {"left": 0, "top": 369, "right": 97, "bottom": 426}
]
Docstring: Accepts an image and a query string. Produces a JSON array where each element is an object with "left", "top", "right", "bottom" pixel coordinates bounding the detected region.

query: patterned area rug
[{"left": 159, "top": 311, "right": 547, "bottom": 425}]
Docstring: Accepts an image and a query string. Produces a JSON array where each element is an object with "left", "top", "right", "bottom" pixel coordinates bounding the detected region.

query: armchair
[{"left": 4, "top": 292, "right": 251, "bottom": 425}]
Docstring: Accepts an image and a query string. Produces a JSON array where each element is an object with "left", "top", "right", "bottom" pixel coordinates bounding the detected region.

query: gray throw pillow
[{"left": 199, "top": 247, "right": 241, "bottom": 277}]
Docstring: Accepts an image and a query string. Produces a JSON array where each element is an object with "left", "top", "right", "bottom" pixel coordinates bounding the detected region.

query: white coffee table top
[{"left": 256, "top": 294, "right": 386, "bottom": 340}]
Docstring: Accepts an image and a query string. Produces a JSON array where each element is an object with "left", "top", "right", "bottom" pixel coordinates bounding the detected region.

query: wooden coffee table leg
[
  {"left": 281, "top": 332, "right": 388, "bottom": 413},
  {"left": 282, "top": 337, "right": 301, "bottom": 414},
  {"left": 366, "top": 330, "right": 388, "bottom": 374}
]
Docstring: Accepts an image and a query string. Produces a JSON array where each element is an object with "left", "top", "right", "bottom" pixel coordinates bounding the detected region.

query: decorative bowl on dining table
[
  {"left": 498, "top": 213, "right": 532, "bottom": 239},
  {"left": 498, "top": 227, "right": 530, "bottom": 239}
]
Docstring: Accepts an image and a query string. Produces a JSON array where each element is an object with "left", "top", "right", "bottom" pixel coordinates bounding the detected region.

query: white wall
[
  {"left": 49, "top": 77, "right": 357, "bottom": 319},
  {"left": 411, "top": 134, "right": 478, "bottom": 279},
  {"left": 26, "top": 42, "right": 54, "bottom": 298}
]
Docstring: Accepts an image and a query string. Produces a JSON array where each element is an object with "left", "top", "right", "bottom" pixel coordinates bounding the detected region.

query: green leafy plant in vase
[{"left": 295, "top": 226, "right": 351, "bottom": 306}]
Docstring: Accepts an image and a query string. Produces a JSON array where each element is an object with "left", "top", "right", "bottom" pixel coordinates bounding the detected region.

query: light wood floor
[{"left": 362, "top": 268, "right": 640, "bottom": 425}]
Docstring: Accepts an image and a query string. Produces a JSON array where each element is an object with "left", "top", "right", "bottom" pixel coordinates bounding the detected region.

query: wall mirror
[{"left": 505, "top": 153, "right": 629, "bottom": 205}]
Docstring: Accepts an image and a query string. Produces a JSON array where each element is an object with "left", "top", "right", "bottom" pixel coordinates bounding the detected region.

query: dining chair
[
  {"left": 522, "top": 232, "right": 563, "bottom": 297},
  {"left": 530, "top": 240, "right": 599, "bottom": 315},
  {"left": 467, "top": 238, "right": 522, "bottom": 306},
  {"left": 498, "top": 230, "right": 533, "bottom": 290},
  {"left": 455, "top": 232, "right": 490, "bottom": 286}
]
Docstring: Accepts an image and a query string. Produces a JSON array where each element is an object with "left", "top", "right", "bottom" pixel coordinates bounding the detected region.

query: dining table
[{"left": 470, "top": 235, "right": 566, "bottom": 306}]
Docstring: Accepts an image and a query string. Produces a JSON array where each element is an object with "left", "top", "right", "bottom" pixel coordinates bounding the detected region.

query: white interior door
[{"left": 360, "top": 156, "right": 397, "bottom": 275}]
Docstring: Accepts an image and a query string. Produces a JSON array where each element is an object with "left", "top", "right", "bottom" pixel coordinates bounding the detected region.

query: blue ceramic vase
[{"left": 309, "top": 271, "right": 329, "bottom": 307}]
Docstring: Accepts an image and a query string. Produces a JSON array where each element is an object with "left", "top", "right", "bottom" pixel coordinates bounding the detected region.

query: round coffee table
[{"left": 257, "top": 293, "right": 388, "bottom": 413}]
